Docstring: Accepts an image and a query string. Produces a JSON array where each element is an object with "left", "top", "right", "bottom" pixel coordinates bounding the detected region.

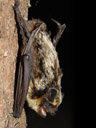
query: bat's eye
[{"left": 46, "top": 88, "right": 58, "bottom": 103}]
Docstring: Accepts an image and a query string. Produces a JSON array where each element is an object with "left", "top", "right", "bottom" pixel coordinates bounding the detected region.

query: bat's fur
[{"left": 26, "top": 20, "right": 63, "bottom": 117}]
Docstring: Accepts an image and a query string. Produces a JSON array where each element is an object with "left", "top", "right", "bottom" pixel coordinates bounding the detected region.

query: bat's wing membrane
[
  {"left": 13, "top": 24, "right": 43, "bottom": 118},
  {"left": 13, "top": 55, "right": 31, "bottom": 117}
]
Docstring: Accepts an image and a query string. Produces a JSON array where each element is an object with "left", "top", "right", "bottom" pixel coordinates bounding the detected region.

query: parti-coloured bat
[{"left": 13, "top": 0, "right": 66, "bottom": 118}]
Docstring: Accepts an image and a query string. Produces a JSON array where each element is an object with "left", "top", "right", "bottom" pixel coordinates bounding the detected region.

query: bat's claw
[
  {"left": 13, "top": 110, "right": 21, "bottom": 118},
  {"left": 51, "top": 18, "right": 66, "bottom": 47},
  {"left": 51, "top": 18, "right": 66, "bottom": 30}
]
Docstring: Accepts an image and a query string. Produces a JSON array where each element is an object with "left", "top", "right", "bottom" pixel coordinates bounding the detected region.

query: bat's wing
[
  {"left": 13, "top": 55, "right": 31, "bottom": 117},
  {"left": 13, "top": 24, "right": 44, "bottom": 118}
]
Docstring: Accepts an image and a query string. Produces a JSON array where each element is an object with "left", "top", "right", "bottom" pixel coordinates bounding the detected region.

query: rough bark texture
[{"left": 0, "top": 0, "right": 28, "bottom": 127}]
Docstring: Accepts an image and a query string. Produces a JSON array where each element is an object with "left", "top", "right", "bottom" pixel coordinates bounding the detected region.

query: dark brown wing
[
  {"left": 13, "top": 24, "right": 44, "bottom": 118},
  {"left": 13, "top": 54, "right": 31, "bottom": 117}
]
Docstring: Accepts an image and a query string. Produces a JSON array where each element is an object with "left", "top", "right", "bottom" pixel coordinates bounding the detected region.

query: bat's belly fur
[
  {"left": 33, "top": 31, "right": 62, "bottom": 90},
  {"left": 26, "top": 26, "right": 63, "bottom": 115}
]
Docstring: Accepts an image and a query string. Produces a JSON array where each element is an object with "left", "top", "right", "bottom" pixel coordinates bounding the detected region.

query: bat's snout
[{"left": 38, "top": 87, "right": 63, "bottom": 118}]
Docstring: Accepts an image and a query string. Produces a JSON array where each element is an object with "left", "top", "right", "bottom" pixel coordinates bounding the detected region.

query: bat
[{"left": 13, "top": 0, "right": 66, "bottom": 118}]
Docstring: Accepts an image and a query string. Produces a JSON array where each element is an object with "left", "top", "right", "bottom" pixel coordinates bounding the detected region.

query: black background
[{"left": 26, "top": 0, "right": 75, "bottom": 128}]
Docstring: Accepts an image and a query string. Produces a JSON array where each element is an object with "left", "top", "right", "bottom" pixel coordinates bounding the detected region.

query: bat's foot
[{"left": 51, "top": 19, "right": 66, "bottom": 47}]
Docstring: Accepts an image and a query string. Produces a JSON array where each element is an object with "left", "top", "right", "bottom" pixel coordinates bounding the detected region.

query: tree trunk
[{"left": 0, "top": 0, "right": 28, "bottom": 127}]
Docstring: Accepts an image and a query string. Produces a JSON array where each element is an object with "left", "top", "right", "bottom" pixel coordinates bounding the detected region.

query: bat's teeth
[{"left": 41, "top": 108, "right": 47, "bottom": 118}]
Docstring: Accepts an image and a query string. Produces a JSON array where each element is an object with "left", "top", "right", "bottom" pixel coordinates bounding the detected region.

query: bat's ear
[{"left": 46, "top": 88, "right": 58, "bottom": 103}]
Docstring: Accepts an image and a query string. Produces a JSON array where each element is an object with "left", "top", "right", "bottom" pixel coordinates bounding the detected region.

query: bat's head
[
  {"left": 27, "top": 83, "right": 63, "bottom": 118},
  {"left": 38, "top": 87, "right": 63, "bottom": 118}
]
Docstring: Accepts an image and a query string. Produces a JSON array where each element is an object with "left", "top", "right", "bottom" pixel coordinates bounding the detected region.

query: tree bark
[{"left": 0, "top": 0, "right": 28, "bottom": 127}]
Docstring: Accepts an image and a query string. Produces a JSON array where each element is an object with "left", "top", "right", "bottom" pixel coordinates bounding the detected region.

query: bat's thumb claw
[{"left": 13, "top": 111, "right": 21, "bottom": 118}]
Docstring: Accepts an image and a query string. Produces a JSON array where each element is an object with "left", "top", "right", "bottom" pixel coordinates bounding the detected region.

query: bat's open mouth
[
  {"left": 39, "top": 104, "right": 56, "bottom": 118},
  {"left": 38, "top": 87, "right": 59, "bottom": 118},
  {"left": 40, "top": 107, "right": 47, "bottom": 118}
]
